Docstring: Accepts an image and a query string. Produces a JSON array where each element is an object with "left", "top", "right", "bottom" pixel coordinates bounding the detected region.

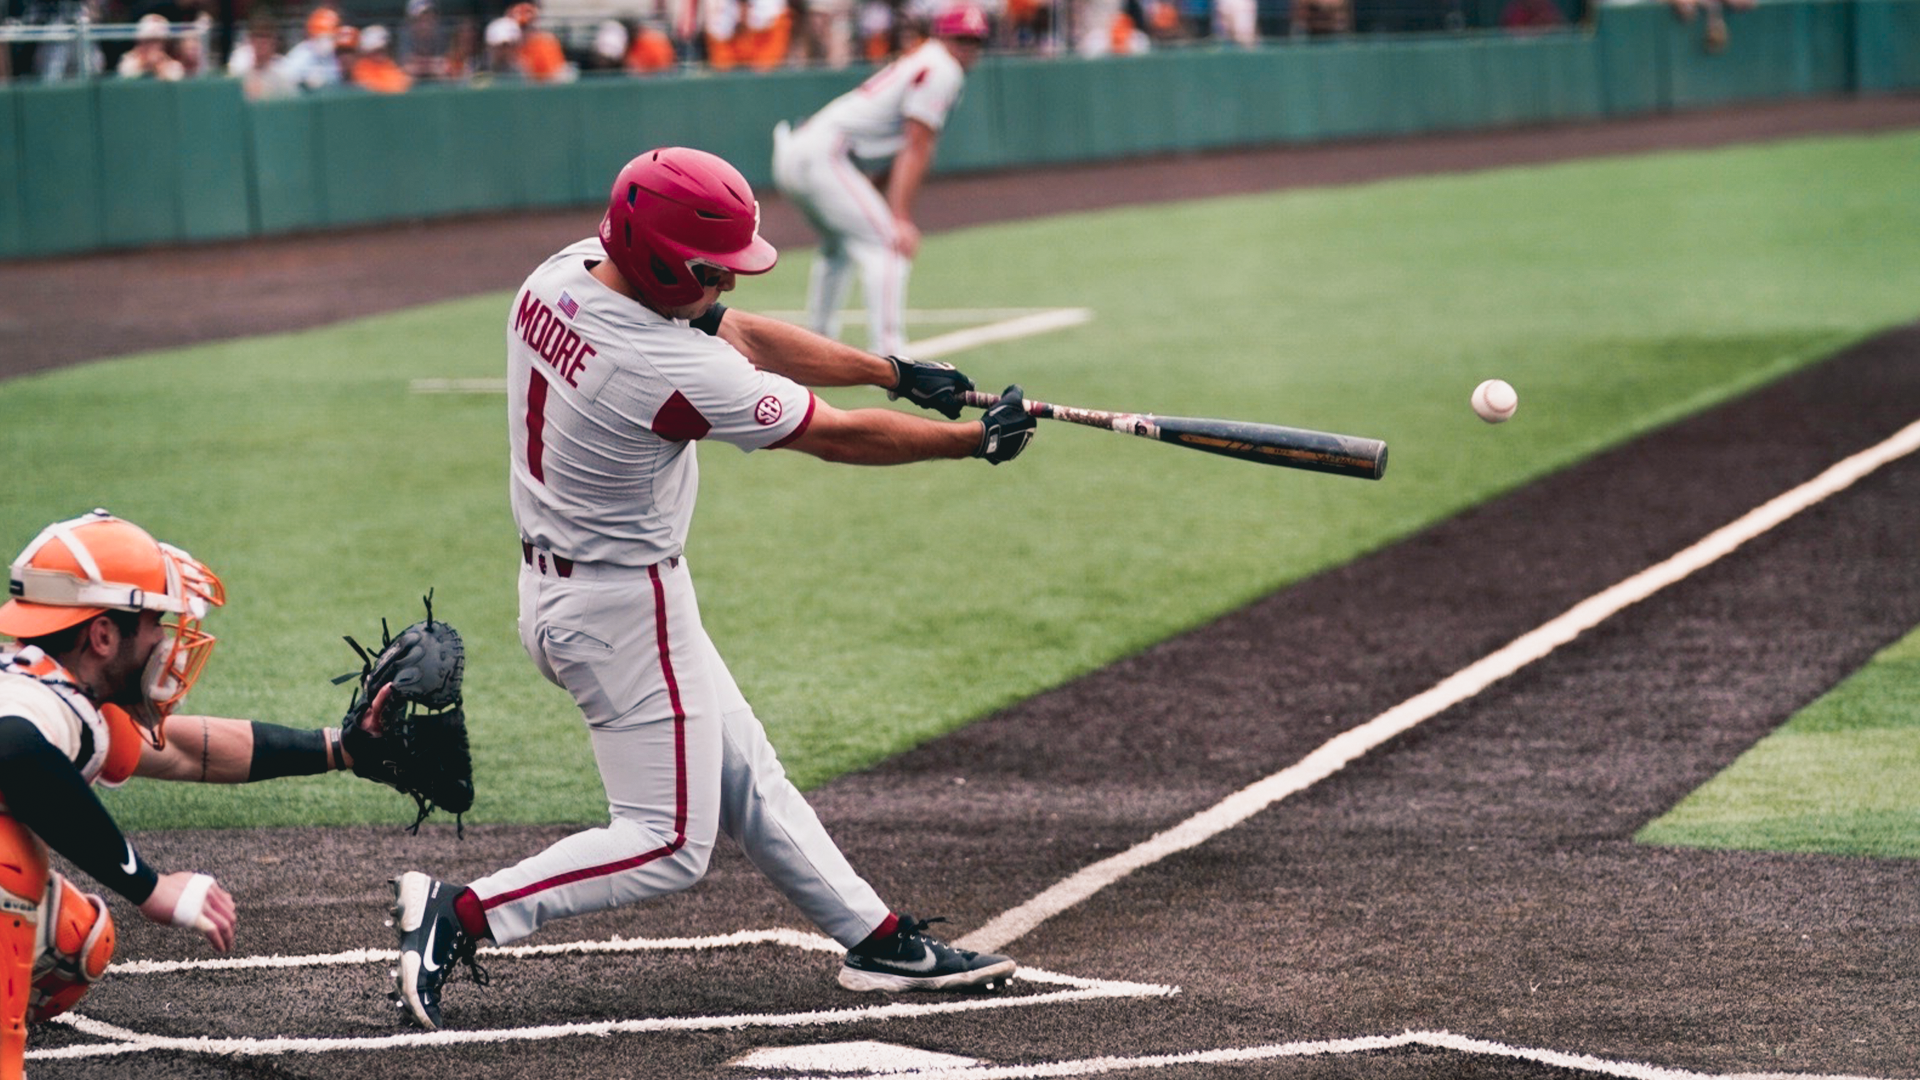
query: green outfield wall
[{"left": 2, "top": 0, "right": 1916, "bottom": 260}]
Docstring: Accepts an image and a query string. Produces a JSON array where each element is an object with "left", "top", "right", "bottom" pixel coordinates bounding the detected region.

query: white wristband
[{"left": 172, "top": 873, "right": 215, "bottom": 930}]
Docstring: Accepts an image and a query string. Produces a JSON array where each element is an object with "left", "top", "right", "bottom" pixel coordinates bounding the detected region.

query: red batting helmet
[
  {"left": 599, "top": 147, "right": 778, "bottom": 310},
  {"left": 932, "top": 2, "right": 988, "bottom": 40}
]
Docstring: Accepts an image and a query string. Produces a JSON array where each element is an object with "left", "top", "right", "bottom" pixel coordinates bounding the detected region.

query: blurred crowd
[{"left": 0, "top": 0, "right": 1618, "bottom": 93}]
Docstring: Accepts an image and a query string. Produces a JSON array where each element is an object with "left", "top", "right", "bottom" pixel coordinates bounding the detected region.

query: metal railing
[{"left": 0, "top": 17, "right": 214, "bottom": 81}]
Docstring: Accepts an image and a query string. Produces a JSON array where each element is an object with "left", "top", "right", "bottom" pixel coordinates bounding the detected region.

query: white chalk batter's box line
[
  {"left": 726, "top": 1032, "right": 1907, "bottom": 1080},
  {"left": 30, "top": 928, "right": 1174, "bottom": 1062}
]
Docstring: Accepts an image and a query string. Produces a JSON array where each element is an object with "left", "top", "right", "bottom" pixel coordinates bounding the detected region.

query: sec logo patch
[{"left": 754, "top": 395, "right": 783, "bottom": 426}]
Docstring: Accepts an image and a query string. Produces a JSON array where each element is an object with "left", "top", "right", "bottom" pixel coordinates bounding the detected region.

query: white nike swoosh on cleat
[
  {"left": 419, "top": 921, "right": 442, "bottom": 973},
  {"left": 893, "top": 946, "right": 941, "bottom": 973}
]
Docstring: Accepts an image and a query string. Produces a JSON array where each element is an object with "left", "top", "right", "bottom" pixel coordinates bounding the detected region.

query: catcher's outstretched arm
[{"left": 137, "top": 689, "right": 383, "bottom": 784}]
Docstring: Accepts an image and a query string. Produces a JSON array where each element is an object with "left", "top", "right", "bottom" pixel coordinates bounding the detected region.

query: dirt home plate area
[{"left": 9, "top": 97, "right": 1920, "bottom": 1079}]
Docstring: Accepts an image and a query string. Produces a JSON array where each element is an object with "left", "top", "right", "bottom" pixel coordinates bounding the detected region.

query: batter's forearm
[
  {"left": 721, "top": 310, "right": 897, "bottom": 385},
  {"left": 792, "top": 409, "right": 981, "bottom": 465}
]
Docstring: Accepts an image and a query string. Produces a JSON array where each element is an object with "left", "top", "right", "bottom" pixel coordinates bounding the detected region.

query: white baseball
[{"left": 1471, "top": 379, "right": 1518, "bottom": 424}]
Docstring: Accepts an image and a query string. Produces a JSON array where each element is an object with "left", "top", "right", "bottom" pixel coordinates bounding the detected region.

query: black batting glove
[
  {"left": 975, "top": 385, "right": 1036, "bottom": 465},
  {"left": 887, "top": 355, "right": 973, "bottom": 420}
]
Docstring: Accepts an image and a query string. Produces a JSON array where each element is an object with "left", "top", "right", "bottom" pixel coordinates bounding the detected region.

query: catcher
[{"left": 0, "top": 509, "right": 472, "bottom": 1079}]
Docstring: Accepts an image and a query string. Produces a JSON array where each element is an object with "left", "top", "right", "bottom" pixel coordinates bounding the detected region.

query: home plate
[{"left": 730, "top": 1040, "right": 980, "bottom": 1072}]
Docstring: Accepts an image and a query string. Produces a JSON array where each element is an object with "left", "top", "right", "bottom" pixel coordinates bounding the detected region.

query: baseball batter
[
  {"left": 771, "top": 2, "right": 990, "bottom": 357},
  {"left": 390, "top": 146, "right": 1036, "bottom": 1030},
  {"left": 0, "top": 510, "right": 408, "bottom": 1078}
]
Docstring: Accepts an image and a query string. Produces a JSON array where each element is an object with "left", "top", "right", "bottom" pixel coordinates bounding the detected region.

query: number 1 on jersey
[{"left": 525, "top": 370, "right": 551, "bottom": 484}]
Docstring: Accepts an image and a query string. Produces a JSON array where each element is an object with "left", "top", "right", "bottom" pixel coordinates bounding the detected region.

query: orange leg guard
[
  {"left": 0, "top": 816, "right": 50, "bottom": 1080},
  {"left": 30, "top": 873, "right": 115, "bottom": 1024}
]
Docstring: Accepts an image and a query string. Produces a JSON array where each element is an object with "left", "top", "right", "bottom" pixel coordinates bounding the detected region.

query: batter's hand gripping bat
[{"left": 961, "top": 390, "right": 1388, "bottom": 480}]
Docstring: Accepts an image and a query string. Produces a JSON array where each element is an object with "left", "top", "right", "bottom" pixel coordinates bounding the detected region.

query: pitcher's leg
[
  {"left": 807, "top": 239, "right": 856, "bottom": 342},
  {"left": 851, "top": 236, "right": 910, "bottom": 357}
]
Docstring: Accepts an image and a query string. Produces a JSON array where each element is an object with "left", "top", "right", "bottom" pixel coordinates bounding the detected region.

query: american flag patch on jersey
[{"left": 557, "top": 291, "right": 580, "bottom": 319}]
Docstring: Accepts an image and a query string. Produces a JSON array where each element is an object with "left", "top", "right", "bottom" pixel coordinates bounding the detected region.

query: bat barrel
[
  {"left": 1155, "top": 416, "right": 1387, "bottom": 479},
  {"left": 956, "top": 392, "right": 1387, "bottom": 480}
]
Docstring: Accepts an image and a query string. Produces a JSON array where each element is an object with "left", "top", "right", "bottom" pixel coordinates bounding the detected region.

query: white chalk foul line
[
  {"left": 730, "top": 1029, "right": 1905, "bottom": 1080},
  {"left": 759, "top": 307, "right": 1072, "bottom": 324},
  {"left": 958, "top": 416, "right": 1920, "bottom": 956},
  {"left": 34, "top": 929, "right": 1172, "bottom": 1062},
  {"left": 410, "top": 307, "right": 1092, "bottom": 394}
]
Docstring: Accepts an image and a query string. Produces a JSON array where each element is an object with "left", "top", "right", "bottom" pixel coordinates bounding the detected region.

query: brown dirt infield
[{"left": 8, "top": 94, "right": 1920, "bottom": 1079}]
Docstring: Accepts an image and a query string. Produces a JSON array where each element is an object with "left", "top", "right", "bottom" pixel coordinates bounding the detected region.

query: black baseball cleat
[
  {"left": 838, "top": 914, "right": 1016, "bottom": 992},
  {"left": 390, "top": 871, "right": 488, "bottom": 1030}
]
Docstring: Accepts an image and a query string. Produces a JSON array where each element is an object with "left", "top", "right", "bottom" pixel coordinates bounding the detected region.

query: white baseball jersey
[
  {"left": 799, "top": 38, "right": 966, "bottom": 160},
  {"left": 476, "top": 237, "right": 894, "bottom": 951},
  {"left": 506, "top": 238, "right": 817, "bottom": 567}
]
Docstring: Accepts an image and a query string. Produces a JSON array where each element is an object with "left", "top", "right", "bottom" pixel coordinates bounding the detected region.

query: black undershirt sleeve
[
  {"left": 246, "top": 721, "right": 332, "bottom": 781},
  {"left": 0, "top": 714, "right": 159, "bottom": 904},
  {"left": 690, "top": 302, "right": 727, "bottom": 337}
]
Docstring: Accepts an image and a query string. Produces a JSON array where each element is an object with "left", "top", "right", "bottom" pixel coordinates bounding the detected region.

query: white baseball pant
[
  {"left": 467, "top": 550, "right": 891, "bottom": 947},
  {"left": 772, "top": 121, "right": 911, "bottom": 357}
]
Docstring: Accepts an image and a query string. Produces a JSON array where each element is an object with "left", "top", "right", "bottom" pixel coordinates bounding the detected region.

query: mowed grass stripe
[
  {"left": 1639, "top": 625, "right": 1920, "bottom": 859},
  {"left": 1, "top": 130, "right": 1915, "bottom": 830}
]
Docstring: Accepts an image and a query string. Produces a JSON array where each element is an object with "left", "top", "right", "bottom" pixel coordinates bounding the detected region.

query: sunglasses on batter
[{"left": 689, "top": 260, "right": 733, "bottom": 288}]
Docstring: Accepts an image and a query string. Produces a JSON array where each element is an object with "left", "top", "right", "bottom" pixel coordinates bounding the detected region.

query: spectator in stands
[
  {"left": 1140, "top": 0, "right": 1186, "bottom": 43},
  {"left": 1667, "top": 0, "right": 1753, "bottom": 53},
  {"left": 585, "top": 18, "right": 629, "bottom": 71},
  {"left": 128, "top": 0, "right": 213, "bottom": 74},
  {"left": 31, "top": 0, "right": 106, "bottom": 80},
  {"left": 733, "top": 0, "right": 793, "bottom": 69},
  {"left": 1004, "top": 0, "right": 1051, "bottom": 50},
  {"left": 277, "top": 5, "right": 345, "bottom": 90},
  {"left": 1291, "top": 0, "right": 1350, "bottom": 36},
  {"left": 625, "top": 19, "right": 677, "bottom": 72},
  {"left": 704, "top": 0, "right": 744, "bottom": 69},
  {"left": 228, "top": 13, "right": 298, "bottom": 98},
  {"left": 398, "top": 0, "right": 462, "bottom": 80},
  {"left": 117, "top": 13, "right": 187, "bottom": 79},
  {"left": 856, "top": 0, "right": 903, "bottom": 61},
  {"left": 507, "top": 2, "right": 572, "bottom": 81},
  {"left": 481, "top": 11, "right": 522, "bottom": 76},
  {"left": 1500, "top": 0, "right": 1565, "bottom": 31},
  {"left": 351, "top": 24, "right": 413, "bottom": 91},
  {"left": 793, "top": 0, "right": 855, "bottom": 67}
]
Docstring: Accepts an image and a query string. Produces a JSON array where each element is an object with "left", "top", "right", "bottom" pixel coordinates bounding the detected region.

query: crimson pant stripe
[{"left": 481, "top": 564, "right": 688, "bottom": 911}]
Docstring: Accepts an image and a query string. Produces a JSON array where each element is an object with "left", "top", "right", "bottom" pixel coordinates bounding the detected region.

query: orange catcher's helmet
[
  {"left": 598, "top": 147, "right": 778, "bottom": 311},
  {"left": 1, "top": 510, "right": 225, "bottom": 720}
]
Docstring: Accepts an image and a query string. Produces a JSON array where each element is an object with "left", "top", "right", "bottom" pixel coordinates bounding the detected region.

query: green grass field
[
  {"left": 5, "top": 129, "right": 1919, "bottom": 844},
  {"left": 1638, "top": 627, "right": 1920, "bottom": 859}
]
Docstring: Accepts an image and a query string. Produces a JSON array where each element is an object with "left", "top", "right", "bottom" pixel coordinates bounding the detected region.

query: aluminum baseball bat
[{"left": 961, "top": 390, "right": 1388, "bottom": 480}]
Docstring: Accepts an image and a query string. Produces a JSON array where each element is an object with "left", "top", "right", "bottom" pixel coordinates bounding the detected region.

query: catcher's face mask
[{"left": 3, "top": 511, "right": 225, "bottom": 743}]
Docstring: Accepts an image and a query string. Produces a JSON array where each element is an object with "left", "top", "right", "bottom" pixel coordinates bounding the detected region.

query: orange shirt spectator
[
  {"left": 352, "top": 24, "right": 414, "bottom": 92},
  {"left": 509, "top": 2, "right": 571, "bottom": 81},
  {"left": 626, "top": 25, "right": 676, "bottom": 73}
]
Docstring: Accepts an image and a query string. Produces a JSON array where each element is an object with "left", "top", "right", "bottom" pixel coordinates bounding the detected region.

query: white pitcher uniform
[
  {"left": 474, "top": 238, "right": 892, "bottom": 946},
  {"left": 772, "top": 38, "right": 967, "bottom": 356}
]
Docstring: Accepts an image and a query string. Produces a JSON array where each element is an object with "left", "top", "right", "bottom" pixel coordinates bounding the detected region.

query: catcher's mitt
[{"left": 335, "top": 592, "right": 474, "bottom": 835}]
